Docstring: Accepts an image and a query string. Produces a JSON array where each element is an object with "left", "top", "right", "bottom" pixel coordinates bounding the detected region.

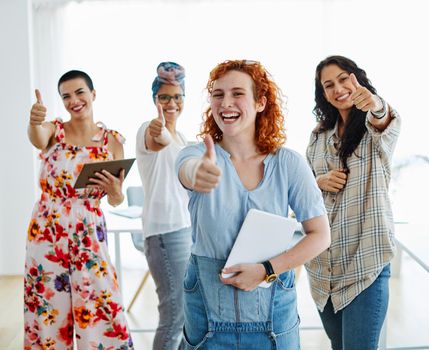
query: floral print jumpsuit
[{"left": 24, "top": 119, "right": 133, "bottom": 350}]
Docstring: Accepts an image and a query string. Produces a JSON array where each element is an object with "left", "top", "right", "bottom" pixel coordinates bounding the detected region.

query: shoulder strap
[
  {"left": 91, "top": 121, "right": 126, "bottom": 146},
  {"left": 106, "top": 129, "right": 126, "bottom": 145},
  {"left": 53, "top": 118, "right": 65, "bottom": 143}
]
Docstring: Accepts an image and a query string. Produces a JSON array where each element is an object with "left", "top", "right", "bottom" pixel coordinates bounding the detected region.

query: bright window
[{"left": 33, "top": 0, "right": 429, "bottom": 223}]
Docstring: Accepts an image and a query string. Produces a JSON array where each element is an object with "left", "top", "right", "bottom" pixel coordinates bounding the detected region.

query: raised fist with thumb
[
  {"left": 193, "top": 135, "right": 221, "bottom": 193},
  {"left": 150, "top": 102, "right": 172, "bottom": 146},
  {"left": 29, "top": 89, "right": 47, "bottom": 126},
  {"left": 180, "top": 135, "right": 222, "bottom": 193}
]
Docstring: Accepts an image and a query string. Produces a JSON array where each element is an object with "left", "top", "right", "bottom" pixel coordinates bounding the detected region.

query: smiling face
[
  {"left": 320, "top": 64, "right": 356, "bottom": 118},
  {"left": 59, "top": 78, "right": 96, "bottom": 119},
  {"left": 210, "top": 70, "right": 266, "bottom": 139},
  {"left": 156, "top": 84, "right": 184, "bottom": 123}
]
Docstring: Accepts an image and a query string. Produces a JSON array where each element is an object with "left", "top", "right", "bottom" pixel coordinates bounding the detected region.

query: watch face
[{"left": 266, "top": 274, "right": 277, "bottom": 283}]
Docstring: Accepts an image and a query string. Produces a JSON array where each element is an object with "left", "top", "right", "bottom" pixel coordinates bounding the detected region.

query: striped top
[{"left": 305, "top": 107, "right": 401, "bottom": 312}]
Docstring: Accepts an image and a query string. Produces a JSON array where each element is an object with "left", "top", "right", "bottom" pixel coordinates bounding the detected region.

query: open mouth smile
[
  {"left": 71, "top": 105, "right": 85, "bottom": 112},
  {"left": 221, "top": 112, "right": 240, "bottom": 122}
]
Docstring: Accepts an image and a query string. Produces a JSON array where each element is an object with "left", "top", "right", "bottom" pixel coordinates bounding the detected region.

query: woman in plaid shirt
[{"left": 306, "top": 55, "right": 401, "bottom": 350}]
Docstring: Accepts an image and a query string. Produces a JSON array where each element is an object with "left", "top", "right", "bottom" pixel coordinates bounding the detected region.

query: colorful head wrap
[{"left": 151, "top": 61, "right": 185, "bottom": 102}]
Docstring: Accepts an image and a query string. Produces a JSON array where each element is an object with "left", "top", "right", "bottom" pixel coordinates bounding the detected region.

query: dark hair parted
[
  {"left": 200, "top": 60, "right": 286, "bottom": 154},
  {"left": 313, "top": 55, "right": 377, "bottom": 172},
  {"left": 57, "top": 70, "right": 94, "bottom": 93}
]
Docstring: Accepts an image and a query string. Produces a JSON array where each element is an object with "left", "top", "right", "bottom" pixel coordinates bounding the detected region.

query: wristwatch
[{"left": 262, "top": 260, "right": 278, "bottom": 283}]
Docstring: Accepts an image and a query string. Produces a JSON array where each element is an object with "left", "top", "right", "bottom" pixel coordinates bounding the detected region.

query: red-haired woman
[{"left": 176, "top": 60, "right": 331, "bottom": 349}]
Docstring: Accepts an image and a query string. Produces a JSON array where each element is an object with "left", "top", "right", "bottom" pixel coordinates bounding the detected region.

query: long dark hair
[{"left": 313, "top": 56, "right": 377, "bottom": 171}]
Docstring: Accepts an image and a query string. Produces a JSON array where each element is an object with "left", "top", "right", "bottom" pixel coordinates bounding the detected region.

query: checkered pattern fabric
[{"left": 305, "top": 108, "right": 401, "bottom": 312}]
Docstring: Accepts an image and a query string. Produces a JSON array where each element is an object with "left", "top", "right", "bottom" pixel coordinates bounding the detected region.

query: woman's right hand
[
  {"left": 28, "top": 89, "right": 55, "bottom": 150},
  {"left": 149, "top": 103, "right": 172, "bottom": 146},
  {"left": 316, "top": 169, "right": 347, "bottom": 192},
  {"left": 193, "top": 135, "right": 221, "bottom": 193},
  {"left": 29, "top": 89, "right": 46, "bottom": 126},
  {"left": 179, "top": 135, "right": 221, "bottom": 192},
  {"left": 148, "top": 103, "right": 164, "bottom": 139}
]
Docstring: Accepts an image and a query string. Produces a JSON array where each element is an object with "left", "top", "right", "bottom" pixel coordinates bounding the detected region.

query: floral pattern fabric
[{"left": 24, "top": 119, "right": 133, "bottom": 350}]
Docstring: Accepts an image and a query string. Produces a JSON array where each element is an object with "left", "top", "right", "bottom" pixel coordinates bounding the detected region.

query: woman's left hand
[
  {"left": 88, "top": 169, "right": 125, "bottom": 204},
  {"left": 350, "top": 73, "right": 383, "bottom": 113},
  {"left": 220, "top": 263, "right": 266, "bottom": 291}
]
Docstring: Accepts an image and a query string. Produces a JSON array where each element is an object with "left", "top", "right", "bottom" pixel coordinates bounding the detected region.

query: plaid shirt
[{"left": 305, "top": 108, "right": 401, "bottom": 312}]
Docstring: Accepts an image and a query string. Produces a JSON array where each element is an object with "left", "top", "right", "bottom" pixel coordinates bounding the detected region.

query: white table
[
  {"left": 104, "top": 210, "right": 159, "bottom": 333},
  {"left": 104, "top": 210, "right": 143, "bottom": 300}
]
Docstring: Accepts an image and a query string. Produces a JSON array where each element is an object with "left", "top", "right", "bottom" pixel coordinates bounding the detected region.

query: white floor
[
  {"left": 114, "top": 231, "right": 429, "bottom": 350},
  {"left": 1, "top": 231, "right": 427, "bottom": 350}
]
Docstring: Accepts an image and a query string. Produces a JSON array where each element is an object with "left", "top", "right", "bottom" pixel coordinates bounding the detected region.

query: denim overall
[{"left": 183, "top": 255, "right": 300, "bottom": 350}]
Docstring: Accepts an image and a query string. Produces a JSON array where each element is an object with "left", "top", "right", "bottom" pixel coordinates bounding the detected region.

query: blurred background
[{"left": 1, "top": 0, "right": 428, "bottom": 348}]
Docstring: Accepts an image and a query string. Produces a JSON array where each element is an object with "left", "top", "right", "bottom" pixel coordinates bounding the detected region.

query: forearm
[
  {"left": 27, "top": 124, "right": 52, "bottom": 150},
  {"left": 106, "top": 140, "right": 124, "bottom": 207},
  {"left": 315, "top": 175, "right": 323, "bottom": 190},
  {"left": 144, "top": 127, "right": 167, "bottom": 152},
  {"left": 108, "top": 136, "right": 125, "bottom": 160},
  {"left": 107, "top": 192, "right": 124, "bottom": 207},
  {"left": 368, "top": 99, "right": 392, "bottom": 131},
  {"left": 178, "top": 158, "right": 202, "bottom": 190},
  {"left": 270, "top": 215, "right": 330, "bottom": 274},
  {"left": 315, "top": 174, "right": 330, "bottom": 192},
  {"left": 146, "top": 134, "right": 166, "bottom": 152}
]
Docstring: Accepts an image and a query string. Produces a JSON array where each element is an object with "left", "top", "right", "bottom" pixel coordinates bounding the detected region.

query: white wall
[
  {"left": 48, "top": 0, "right": 429, "bottom": 162},
  {"left": 0, "top": 0, "right": 36, "bottom": 275},
  {"left": 1, "top": 0, "right": 428, "bottom": 275}
]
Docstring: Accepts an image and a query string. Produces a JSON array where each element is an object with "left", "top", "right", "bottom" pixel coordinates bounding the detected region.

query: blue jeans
[
  {"left": 144, "top": 227, "right": 192, "bottom": 350},
  {"left": 183, "top": 254, "right": 300, "bottom": 350},
  {"left": 318, "top": 264, "right": 391, "bottom": 350}
]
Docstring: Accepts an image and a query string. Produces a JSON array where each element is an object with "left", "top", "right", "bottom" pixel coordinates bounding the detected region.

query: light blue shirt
[{"left": 176, "top": 143, "right": 326, "bottom": 259}]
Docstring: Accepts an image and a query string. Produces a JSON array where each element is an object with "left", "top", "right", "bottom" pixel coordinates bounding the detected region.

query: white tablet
[{"left": 222, "top": 208, "right": 298, "bottom": 288}]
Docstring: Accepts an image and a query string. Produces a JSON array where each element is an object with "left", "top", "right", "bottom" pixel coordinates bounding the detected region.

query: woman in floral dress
[{"left": 25, "top": 70, "right": 133, "bottom": 349}]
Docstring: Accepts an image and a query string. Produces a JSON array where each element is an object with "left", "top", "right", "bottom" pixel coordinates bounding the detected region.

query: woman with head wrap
[{"left": 135, "top": 62, "right": 191, "bottom": 350}]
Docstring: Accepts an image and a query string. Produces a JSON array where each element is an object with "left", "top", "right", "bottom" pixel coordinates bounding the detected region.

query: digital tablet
[
  {"left": 222, "top": 208, "right": 298, "bottom": 288},
  {"left": 74, "top": 158, "right": 135, "bottom": 189}
]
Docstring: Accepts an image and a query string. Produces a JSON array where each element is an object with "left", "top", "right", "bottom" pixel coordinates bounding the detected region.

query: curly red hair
[{"left": 199, "top": 60, "right": 286, "bottom": 154}]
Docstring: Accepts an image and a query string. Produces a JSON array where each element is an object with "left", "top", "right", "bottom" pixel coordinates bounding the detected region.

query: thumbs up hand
[
  {"left": 148, "top": 103, "right": 165, "bottom": 138},
  {"left": 150, "top": 103, "right": 172, "bottom": 146},
  {"left": 350, "top": 73, "right": 383, "bottom": 113},
  {"left": 202, "top": 134, "right": 217, "bottom": 163},
  {"left": 193, "top": 135, "right": 221, "bottom": 193},
  {"left": 29, "top": 89, "right": 47, "bottom": 126}
]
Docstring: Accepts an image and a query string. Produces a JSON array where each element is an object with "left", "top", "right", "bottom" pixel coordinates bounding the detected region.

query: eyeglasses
[{"left": 157, "top": 94, "right": 184, "bottom": 104}]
